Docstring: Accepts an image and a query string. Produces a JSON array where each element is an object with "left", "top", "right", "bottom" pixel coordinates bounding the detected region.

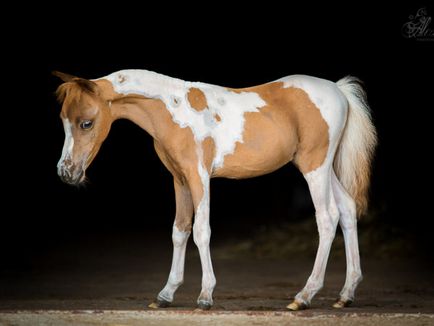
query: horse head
[{"left": 53, "top": 71, "right": 113, "bottom": 185}]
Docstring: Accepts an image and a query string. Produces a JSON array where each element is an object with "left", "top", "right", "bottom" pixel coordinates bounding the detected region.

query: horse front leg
[
  {"left": 149, "top": 178, "right": 193, "bottom": 308},
  {"left": 188, "top": 164, "right": 216, "bottom": 310}
]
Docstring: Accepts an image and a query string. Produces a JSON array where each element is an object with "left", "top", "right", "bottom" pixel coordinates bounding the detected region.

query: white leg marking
[
  {"left": 332, "top": 172, "right": 362, "bottom": 302},
  {"left": 57, "top": 118, "right": 74, "bottom": 174},
  {"left": 158, "top": 225, "right": 191, "bottom": 302},
  {"left": 295, "top": 164, "right": 339, "bottom": 305},
  {"left": 193, "top": 160, "right": 216, "bottom": 306}
]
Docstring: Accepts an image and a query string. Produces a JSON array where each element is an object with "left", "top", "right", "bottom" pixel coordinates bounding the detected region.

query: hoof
[
  {"left": 148, "top": 298, "right": 171, "bottom": 309},
  {"left": 287, "top": 300, "right": 308, "bottom": 311},
  {"left": 197, "top": 300, "right": 212, "bottom": 310},
  {"left": 332, "top": 298, "right": 353, "bottom": 309}
]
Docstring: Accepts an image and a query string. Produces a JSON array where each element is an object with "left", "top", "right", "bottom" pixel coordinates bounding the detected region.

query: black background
[{"left": 1, "top": 4, "right": 433, "bottom": 267}]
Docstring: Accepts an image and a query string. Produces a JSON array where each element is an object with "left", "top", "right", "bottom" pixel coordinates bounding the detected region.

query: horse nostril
[
  {"left": 58, "top": 166, "right": 70, "bottom": 178},
  {"left": 58, "top": 166, "right": 84, "bottom": 186},
  {"left": 59, "top": 173, "right": 71, "bottom": 184},
  {"left": 58, "top": 165, "right": 72, "bottom": 182}
]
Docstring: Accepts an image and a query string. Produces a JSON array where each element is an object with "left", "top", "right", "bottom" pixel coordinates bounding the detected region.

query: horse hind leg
[
  {"left": 288, "top": 163, "right": 340, "bottom": 310},
  {"left": 331, "top": 172, "right": 363, "bottom": 308}
]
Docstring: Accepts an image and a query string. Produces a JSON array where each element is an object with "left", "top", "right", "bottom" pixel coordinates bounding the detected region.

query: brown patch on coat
[
  {"left": 187, "top": 87, "right": 208, "bottom": 111},
  {"left": 284, "top": 87, "right": 329, "bottom": 174},
  {"left": 202, "top": 137, "right": 216, "bottom": 175},
  {"left": 215, "top": 82, "right": 329, "bottom": 178},
  {"left": 173, "top": 179, "right": 194, "bottom": 232},
  {"left": 96, "top": 79, "right": 132, "bottom": 102},
  {"left": 214, "top": 114, "right": 221, "bottom": 122},
  {"left": 151, "top": 117, "right": 198, "bottom": 232}
]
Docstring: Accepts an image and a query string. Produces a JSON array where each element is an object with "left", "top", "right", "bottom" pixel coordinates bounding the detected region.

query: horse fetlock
[
  {"left": 352, "top": 272, "right": 363, "bottom": 285},
  {"left": 292, "top": 282, "right": 321, "bottom": 308},
  {"left": 197, "top": 299, "right": 213, "bottom": 310},
  {"left": 157, "top": 290, "right": 173, "bottom": 302},
  {"left": 305, "top": 279, "right": 324, "bottom": 294},
  {"left": 168, "top": 273, "right": 184, "bottom": 288},
  {"left": 339, "top": 283, "right": 360, "bottom": 305},
  {"left": 203, "top": 275, "right": 217, "bottom": 290},
  {"left": 156, "top": 288, "right": 175, "bottom": 303},
  {"left": 341, "top": 272, "right": 362, "bottom": 295},
  {"left": 169, "top": 279, "right": 184, "bottom": 288},
  {"left": 197, "top": 286, "right": 214, "bottom": 308}
]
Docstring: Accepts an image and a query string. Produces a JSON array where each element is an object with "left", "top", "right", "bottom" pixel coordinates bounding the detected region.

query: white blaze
[
  {"left": 103, "top": 70, "right": 266, "bottom": 169},
  {"left": 58, "top": 118, "right": 74, "bottom": 170}
]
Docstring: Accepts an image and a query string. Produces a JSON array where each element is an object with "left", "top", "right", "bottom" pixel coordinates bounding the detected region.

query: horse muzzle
[{"left": 57, "top": 161, "right": 85, "bottom": 185}]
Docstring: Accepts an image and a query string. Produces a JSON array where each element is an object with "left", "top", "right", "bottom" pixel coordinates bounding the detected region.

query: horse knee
[
  {"left": 350, "top": 270, "right": 363, "bottom": 285},
  {"left": 193, "top": 223, "right": 211, "bottom": 247},
  {"left": 172, "top": 226, "right": 190, "bottom": 248}
]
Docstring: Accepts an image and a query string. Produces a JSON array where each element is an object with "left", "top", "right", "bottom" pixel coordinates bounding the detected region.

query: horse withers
[{"left": 53, "top": 69, "right": 377, "bottom": 310}]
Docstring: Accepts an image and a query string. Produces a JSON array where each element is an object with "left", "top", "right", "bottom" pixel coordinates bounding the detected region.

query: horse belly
[{"left": 213, "top": 111, "right": 297, "bottom": 179}]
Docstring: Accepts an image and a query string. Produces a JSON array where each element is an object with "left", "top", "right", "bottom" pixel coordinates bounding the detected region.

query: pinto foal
[{"left": 54, "top": 70, "right": 377, "bottom": 310}]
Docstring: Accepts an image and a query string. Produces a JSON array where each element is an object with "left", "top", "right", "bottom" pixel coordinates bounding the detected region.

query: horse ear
[
  {"left": 74, "top": 78, "right": 98, "bottom": 94},
  {"left": 52, "top": 71, "right": 78, "bottom": 82},
  {"left": 53, "top": 71, "right": 98, "bottom": 94}
]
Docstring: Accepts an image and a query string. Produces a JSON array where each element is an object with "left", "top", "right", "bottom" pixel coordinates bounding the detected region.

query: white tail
[{"left": 335, "top": 76, "right": 378, "bottom": 216}]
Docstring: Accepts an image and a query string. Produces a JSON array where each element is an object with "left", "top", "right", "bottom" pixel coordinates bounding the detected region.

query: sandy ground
[
  {"left": 0, "top": 231, "right": 433, "bottom": 325},
  {"left": 1, "top": 310, "right": 433, "bottom": 326}
]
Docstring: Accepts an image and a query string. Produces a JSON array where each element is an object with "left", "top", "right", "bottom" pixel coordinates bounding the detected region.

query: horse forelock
[{"left": 55, "top": 80, "right": 97, "bottom": 105}]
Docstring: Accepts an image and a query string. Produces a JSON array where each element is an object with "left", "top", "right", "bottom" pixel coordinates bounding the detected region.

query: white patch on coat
[
  {"left": 57, "top": 118, "right": 74, "bottom": 172},
  {"left": 102, "top": 70, "right": 266, "bottom": 169}
]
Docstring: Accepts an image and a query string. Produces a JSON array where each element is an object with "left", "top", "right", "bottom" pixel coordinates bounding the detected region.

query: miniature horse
[{"left": 54, "top": 69, "right": 377, "bottom": 310}]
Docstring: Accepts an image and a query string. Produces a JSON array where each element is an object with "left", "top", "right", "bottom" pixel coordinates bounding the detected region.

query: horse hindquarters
[{"left": 288, "top": 76, "right": 376, "bottom": 310}]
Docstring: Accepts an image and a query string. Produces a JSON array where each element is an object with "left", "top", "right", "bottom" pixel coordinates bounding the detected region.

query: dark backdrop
[{"left": 1, "top": 4, "right": 433, "bottom": 266}]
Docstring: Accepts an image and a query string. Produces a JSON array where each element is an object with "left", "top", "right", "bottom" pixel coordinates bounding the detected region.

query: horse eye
[{"left": 80, "top": 120, "right": 93, "bottom": 130}]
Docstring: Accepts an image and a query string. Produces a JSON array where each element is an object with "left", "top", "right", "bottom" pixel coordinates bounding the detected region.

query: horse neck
[
  {"left": 110, "top": 96, "right": 169, "bottom": 141},
  {"left": 95, "top": 75, "right": 180, "bottom": 142}
]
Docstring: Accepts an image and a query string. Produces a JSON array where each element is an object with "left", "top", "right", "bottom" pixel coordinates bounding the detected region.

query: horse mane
[{"left": 55, "top": 79, "right": 98, "bottom": 103}]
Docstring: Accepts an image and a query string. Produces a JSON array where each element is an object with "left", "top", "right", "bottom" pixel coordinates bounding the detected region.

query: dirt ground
[{"left": 0, "top": 229, "right": 433, "bottom": 325}]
